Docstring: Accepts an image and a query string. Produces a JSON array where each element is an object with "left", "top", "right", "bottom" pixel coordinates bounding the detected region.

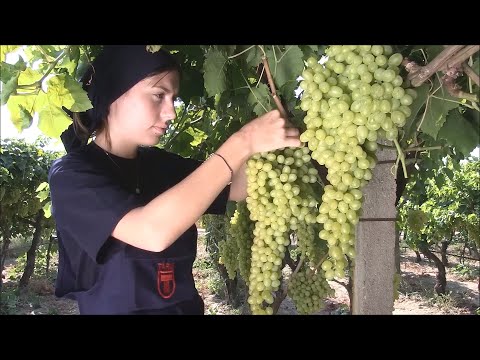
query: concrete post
[{"left": 352, "top": 146, "right": 397, "bottom": 315}]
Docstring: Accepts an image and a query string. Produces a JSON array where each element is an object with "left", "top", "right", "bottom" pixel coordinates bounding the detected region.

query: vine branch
[
  {"left": 445, "top": 45, "right": 479, "bottom": 69},
  {"left": 272, "top": 253, "right": 304, "bottom": 314},
  {"left": 403, "top": 45, "right": 466, "bottom": 87},
  {"left": 462, "top": 63, "right": 479, "bottom": 86},
  {"left": 258, "top": 46, "right": 288, "bottom": 119}
]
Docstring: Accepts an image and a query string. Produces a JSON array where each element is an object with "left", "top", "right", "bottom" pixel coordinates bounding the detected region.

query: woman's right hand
[{"left": 236, "top": 110, "right": 302, "bottom": 155}]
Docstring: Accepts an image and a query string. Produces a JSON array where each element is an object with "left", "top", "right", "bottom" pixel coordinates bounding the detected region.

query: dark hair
[{"left": 70, "top": 46, "right": 181, "bottom": 148}]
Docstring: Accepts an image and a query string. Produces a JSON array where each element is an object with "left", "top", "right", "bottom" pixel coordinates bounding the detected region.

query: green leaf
[
  {"left": 247, "top": 83, "right": 272, "bottom": 116},
  {"left": 444, "top": 168, "right": 454, "bottom": 181},
  {"left": 43, "top": 202, "right": 52, "bottom": 218},
  {"left": 18, "top": 68, "right": 42, "bottom": 86},
  {"left": 64, "top": 75, "right": 92, "bottom": 111},
  {"left": 46, "top": 75, "right": 74, "bottom": 108},
  {"left": 425, "top": 46, "right": 445, "bottom": 62},
  {"left": 1, "top": 74, "right": 20, "bottom": 105},
  {"left": 36, "top": 182, "right": 48, "bottom": 192},
  {"left": 57, "top": 50, "right": 79, "bottom": 76},
  {"left": 185, "top": 127, "right": 207, "bottom": 147},
  {"left": 0, "top": 58, "right": 26, "bottom": 83},
  {"left": 279, "top": 80, "right": 299, "bottom": 113},
  {"left": 438, "top": 109, "right": 480, "bottom": 156},
  {"left": 169, "top": 131, "right": 194, "bottom": 157},
  {"left": 435, "top": 174, "right": 445, "bottom": 189},
  {"left": 402, "top": 84, "right": 429, "bottom": 142},
  {"left": 265, "top": 46, "right": 304, "bottom": 88},
  {"left": 1, "top": 45, "right": 21, "bottom": 62},
  {"left": 36, "top": 92, "right": 73, "bottom": 138},
  {"left": 6, "top": 94, "right": 37, "bottom": 131},
  {"left": 203, "top": 48, "right": 228, "bottom": 98},
  {"left": 299, "top": 45, "right": 324, "bottom": 60},
  {"left": 245, "top": 46, "right": 262, "bottom": 68},
  {"left": 421, "top": 84, "right": 460, "bottom": 140}
]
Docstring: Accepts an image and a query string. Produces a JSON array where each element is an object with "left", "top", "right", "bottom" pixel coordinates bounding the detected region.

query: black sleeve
[
  {"left": 48, "top": 155, "right": 142, "bottom": 263},
  {"left": 152, "top": 148, "right": 231, "bottom": 215}
]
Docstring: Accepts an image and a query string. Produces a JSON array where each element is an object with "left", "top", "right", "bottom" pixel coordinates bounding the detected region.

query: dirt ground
[{"left": 1, "top": 239, "right": 478, "bottom": 315}]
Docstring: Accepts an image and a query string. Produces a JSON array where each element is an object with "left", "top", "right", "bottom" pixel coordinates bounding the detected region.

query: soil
[{"left": 1, "top": 240, "right": 478, "bottom": 315}]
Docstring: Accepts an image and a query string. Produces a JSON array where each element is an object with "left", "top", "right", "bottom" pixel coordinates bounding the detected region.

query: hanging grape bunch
[
  {"left": 299, "top": 45, "right": 417, "bottom": 280},
  {"left": 288, "top": 265, "right": 334, "bottom": 315},
  {"left": 219, "top": 201, "right": 255, "bottom": 282},
  {"left": 245, "top": 147, "right": 323, "bottom": 314}
]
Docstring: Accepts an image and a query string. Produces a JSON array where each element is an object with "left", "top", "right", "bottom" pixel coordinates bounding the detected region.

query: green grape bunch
[
  {"left": 288, "top": 265, "right": 334, "bottom": 315},
  {"left": 245, "top": 148, "right": 322, "bottom": 315},
  {"left": 407, "top": 209, "right": 429, "bottom": 234},
  {"left": 218, "top": 231, "right": 239, "bottom": 280},
  {"left": 229, "top": 201, "right": 255, "bottom": 282},
  {"left": 298, "top": 45, "right": 417, "bottom": 280}
]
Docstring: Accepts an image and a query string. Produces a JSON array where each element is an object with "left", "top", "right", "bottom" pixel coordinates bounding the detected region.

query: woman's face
[{"left": 107, "top": 70, "right": 180, "bottom": 147}]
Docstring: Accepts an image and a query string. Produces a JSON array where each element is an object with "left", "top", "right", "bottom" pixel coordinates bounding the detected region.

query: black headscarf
[{"left": 61, "top": 45, "right": 179, "bottom": 153}]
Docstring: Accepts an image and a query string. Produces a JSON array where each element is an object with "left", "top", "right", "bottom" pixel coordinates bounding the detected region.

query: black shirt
[{"left": 48, "top": 142, "right": 230, "bottom": 314}]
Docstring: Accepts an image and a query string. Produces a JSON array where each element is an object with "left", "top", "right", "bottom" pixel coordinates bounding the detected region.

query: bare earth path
[{"left": 2, "top": 240, "right": 478, "bottom": 315}]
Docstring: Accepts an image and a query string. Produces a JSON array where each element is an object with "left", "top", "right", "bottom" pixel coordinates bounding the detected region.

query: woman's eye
[{"left": 154, "top": 94, "right": 164, "bottom": 100}]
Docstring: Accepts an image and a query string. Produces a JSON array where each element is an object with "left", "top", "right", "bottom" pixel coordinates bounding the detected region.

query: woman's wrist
[{"left": 216, "top": 131, "right": 252, "bottom": 173}]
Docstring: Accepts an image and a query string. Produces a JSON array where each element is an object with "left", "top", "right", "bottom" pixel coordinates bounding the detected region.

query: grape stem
[
  {"left": 314, "top": 254, "right": 329, "bottom": 272},
  {"left": 393, "top": 138, "right": 408, "bottom": 179},
  {"left": 405, "top": 146, "right": 442, "bottom": 153},
  {"left": 227, "top": 45, "right": 256, "bottom": 60},
  {"left": 257, "top": 45, "right": 289, "bottom": 119},
  {"left": 17, "top": 46, "right": 70, "bottom": 89},
  {"left": 272, "top": 253, "right": 304, "bottom": 315}
]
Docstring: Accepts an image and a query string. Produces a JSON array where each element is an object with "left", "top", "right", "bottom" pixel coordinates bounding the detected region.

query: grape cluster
[
  {"left": 218, "top": 234, "right": 238, "bottom": 280},
  {"left": 288, "top": 265, "right": 334, "bottom": 315},
  {"left": 407, "top": 209, "right": 429, "bottom": 233},
  {"left": 299, "top": 45, "right": 417, "bottom": 279},
  {"left": 230, "top": 202, "right": 255, "bottom": 282},
  {"left": 245, "top": 148, "right": 322, "bottom": 314}
]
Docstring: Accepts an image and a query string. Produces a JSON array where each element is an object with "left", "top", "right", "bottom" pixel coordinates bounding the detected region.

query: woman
[{"left": 49, "top": 45, "right": 301, "bottom": 315}]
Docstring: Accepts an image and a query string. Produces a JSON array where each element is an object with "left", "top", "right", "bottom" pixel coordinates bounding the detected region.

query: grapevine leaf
[
  {"left": 36, "top": 182, "right": 48, "bottom": 192},
  {"left": 245, "top": 46, "right": 262, "bottom": 68},
  {"left": 18, "top": 68, "right": 42, "bottom": 86},
  {"left": 425, "top": 45, "right": 445, "bottom": 61},
  {"left": 0, "top": 57, "right": 26, "bottom": 83},
  {"left": 402, "top": 84, "right": 429, "bottom": 141},
  {"left": 169, "top": 131, "right": 194, "bottom": 157},
  {"left": 247, "top": 83, "right": 272, "bottom": 116},
  {"left": 6, "top": 94, "right": 37, "bottom": 131},
  {"left": 443, "top": 168, "right": 454, "bottom": 181},
  {"left": 46, "top": 75, "right": 74, "bottom": 109},
  {"left": 203, "top": 48, "right": 228, "bottom": 98},
  {"left": 420, "top": 82, "right": 459, "bottom": 140},
  {"left": 1, "top": 74, "right": 19, "bottom": 105},
  {"left": 265, "top": 46, "right": 304, "bottom": 88},
  {"left": 36, "top": 92, "right": 73, "bottom": 139},
  {"left": 299, "top": 45, "right": 324, "bottom": 60},
  {"left": 438, "top": 109, "right": 479, "bottom": 156},
  {"left": 64, "top": 75, "right": 93, "bottom": 112},
  {"left": 435, "top": 174, "right": 445, "bottom": 189},
  {"left": 43, "top": 202, "right": 52, "bottom": 218},
  {"left": 185, "top": 127, "right": 207, "bottom": 147},
  {"left": 1, "top": 45, "right": 21, "bottom": 62},
  {"left": 279, "top": 80, "right": 299, "bottom": 113}
]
